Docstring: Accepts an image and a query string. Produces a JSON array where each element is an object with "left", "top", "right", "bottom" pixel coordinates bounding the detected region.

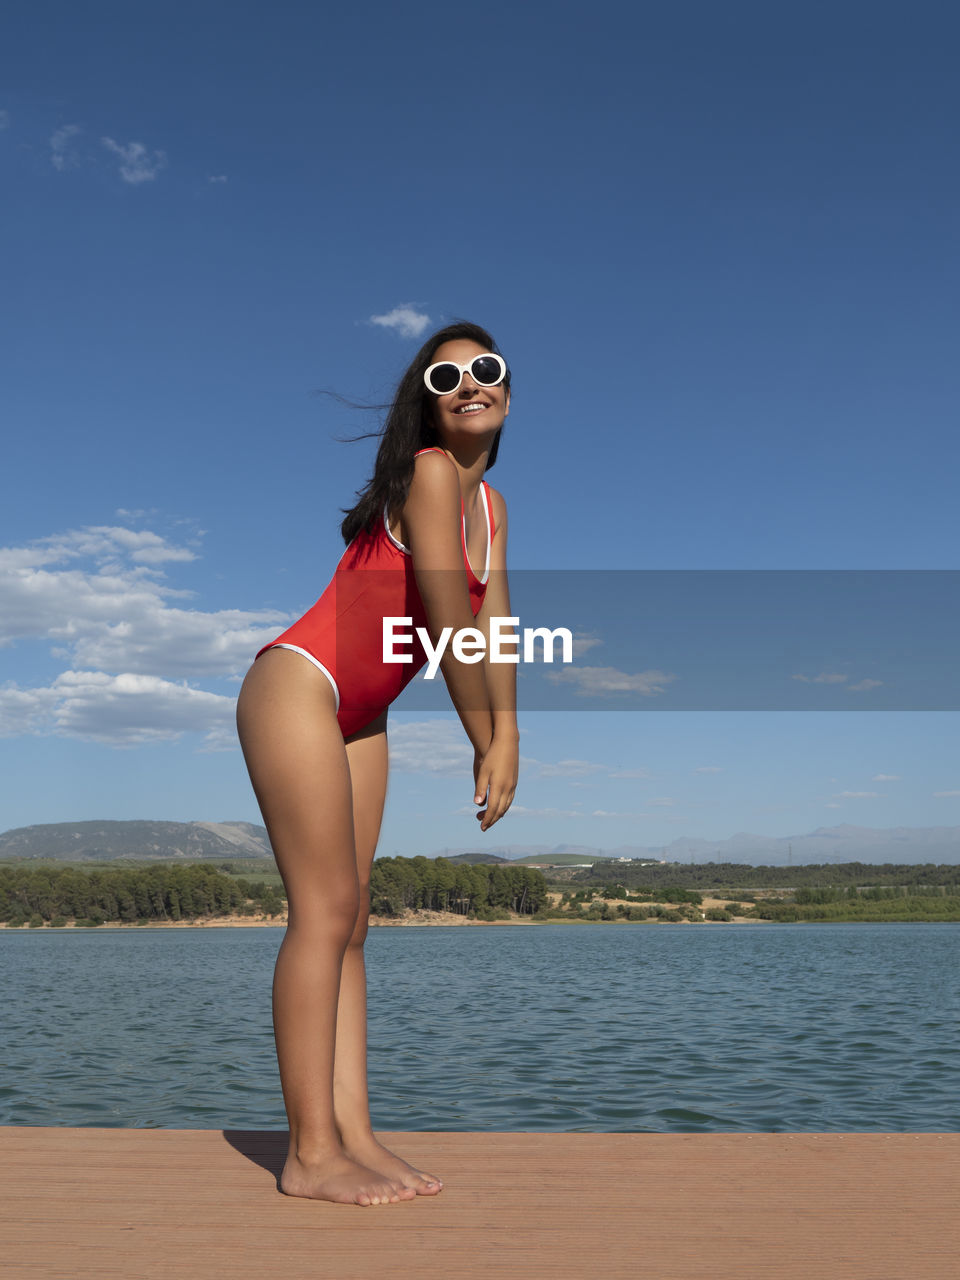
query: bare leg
[
  {"left": 332, "top": 713, "right": 443, "bottom": 1195},
  {"left": 236, "top": 649, "right": 414, "bottom": 1206}
]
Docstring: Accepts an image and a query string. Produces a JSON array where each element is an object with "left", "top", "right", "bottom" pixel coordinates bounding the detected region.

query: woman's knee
[
  {"left": 346, "top": 883, "right": 371, "bottom": 947},
  {"left": 287, "top": 879, "right": 362, "bottom": 943}
]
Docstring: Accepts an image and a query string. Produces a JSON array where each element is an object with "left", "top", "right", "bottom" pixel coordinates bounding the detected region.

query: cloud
[
  {"left": 207, "top": 174, "right": 227, "bottom": 183},
  {"left": 589, "top": 809, "right": 652, "bottom": 819},
  {"left": 0, "top": 671, "right": 236, "bottom": 747},
  {"left": 571, "top": 632, "right": 604, "bottom": 657},
  {"left": 0, "top": 110, "right": 10, "bottom": 130},
  {"left": 545, "top": 666, "right": 677, "bottom": 697},
  {"left": 609, "top": 767, "right": 651, "bottom": 779},
  {"left": 387, "top": 720, "right": 473, "bottom": 775},
  {"left": 497, "top": 806, "right": 584, "bottom": 819},
  {"left": 369, "top": 306, "right": 431, "bottom": 339},
  {"left": 0, "top": 523, "right": 302, "bottom": 748},
  {"left": 50, "top": 124, "right": 82, "bottom": 171},
  {"left": 101, "top": 136, "right": 167, "bottom": 184},
  {"left": 835, "top": 791, "right": 880, "bottom": 799},
  {"left": 694, "top": 765, "right": 723, "bottom": 774},
  {"left": 0, "top": 683, "right": 59, "bottom": 737},
  {"left": 933, "top": 790, "right": 960, "bottom": 799},
  {"left": 848, "top": 679, "right": 883, "bottom": 692},
  {"left": 535, "top": 758, "right": 605, "bottom": 778},
  {"left": 647, "top": 797, "right": 676, "bottom": 807},
  {"left": 0, "top": 525, "right": 289, "bottom": 678},
  {"left": 791, "top": 672, "right": 849, "bottom": 684},
  {"left": 872, "top": 774, "right": 900, "bottom": 782}
]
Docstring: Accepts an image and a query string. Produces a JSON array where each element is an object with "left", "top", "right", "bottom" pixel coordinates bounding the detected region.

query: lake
[{"left": 3, "top": 922, "right": 957, "bottom": 1131}]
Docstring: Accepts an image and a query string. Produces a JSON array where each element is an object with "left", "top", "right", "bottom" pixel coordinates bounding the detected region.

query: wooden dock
[{"left": 3, "top": 1128, "right": 957, "bottom": 1279}]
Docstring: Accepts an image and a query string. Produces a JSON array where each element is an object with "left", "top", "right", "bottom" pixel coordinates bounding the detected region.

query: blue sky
[{"left": 2, "top": 1, "right": 959, "bottom": 854}]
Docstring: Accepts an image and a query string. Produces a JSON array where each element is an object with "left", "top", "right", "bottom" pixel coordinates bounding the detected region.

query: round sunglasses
[{"left": 423, "top": 353, "right": 507, "bottom": 396}]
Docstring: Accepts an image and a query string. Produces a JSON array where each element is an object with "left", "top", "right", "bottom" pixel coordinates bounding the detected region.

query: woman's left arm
[{"left": 472, "top": 487, "right": 519, "bottom": 830}]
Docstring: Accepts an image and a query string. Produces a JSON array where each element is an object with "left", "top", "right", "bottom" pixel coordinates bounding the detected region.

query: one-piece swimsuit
[{"left": 256, "top": 447, "right": 493, "bottom": 737}]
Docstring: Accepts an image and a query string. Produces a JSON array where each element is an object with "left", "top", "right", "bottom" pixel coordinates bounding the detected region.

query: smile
[{"left": 453, "top": 402, "right": 488, "bottom": 415}]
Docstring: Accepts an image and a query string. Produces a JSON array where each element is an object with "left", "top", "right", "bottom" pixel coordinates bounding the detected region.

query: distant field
[{"left": 509, "top": 854, "right": 602, "bottom": 867}]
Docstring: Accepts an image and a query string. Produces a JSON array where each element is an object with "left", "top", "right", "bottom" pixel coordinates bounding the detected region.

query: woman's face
[{"left": 427, "top": 339, "right": 510, "bottom": 441}]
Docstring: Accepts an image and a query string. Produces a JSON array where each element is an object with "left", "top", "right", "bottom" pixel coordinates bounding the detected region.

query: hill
[
  {"left": 428, "top": 826, "right": 960, "bottom": 867},
  {"left": 444, "top": 852, "right": 510, "bottom": 865},
  {"left": 0, "top": 820, "right": 272, "bottom": 863}
]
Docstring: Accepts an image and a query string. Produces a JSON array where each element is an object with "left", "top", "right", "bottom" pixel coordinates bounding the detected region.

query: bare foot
[
  {"left": 280, "top": 1149, "right": 417, "bottom": 1205},
  {"left": 342, "top": 1135, "right": 443, "bottom": 1196}
]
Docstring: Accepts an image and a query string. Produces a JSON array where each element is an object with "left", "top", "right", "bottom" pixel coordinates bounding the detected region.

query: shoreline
[{"left": 0, "top": 907, "right": 769, "bottom": 930}]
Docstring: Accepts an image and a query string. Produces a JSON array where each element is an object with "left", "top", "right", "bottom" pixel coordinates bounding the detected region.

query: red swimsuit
[{"left": 256, "top": 448, "right": 493, "bottom": 737}]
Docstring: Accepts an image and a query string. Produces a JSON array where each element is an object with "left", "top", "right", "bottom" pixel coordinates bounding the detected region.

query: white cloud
[
  {"left": 848, "top": 679, "right": 883, "bottom": 692},
  {"left": 647, "top": 797, "right": 676, "bottom": 807},
  {"left": 836, "top": 791, "right": 880, "bottom": 799},
  {"left": 589, "top": 809, "right": 652, "bottom": 819},
  {"left": 872, "top": 774, "right": 900, "bottom": 782},
  {"left": 609, "top": 767, "right": 651, "bottom": 780},
  {"left": 101, "top": 136, "right": 167, "bottom": 184},
  {"left": 791, "top": 672, "right": 848, "bottom": 684},
  {"left": 50, "top": 124, "right": 82, "bottom": 171},
  {"left": 0, "top": 523, "right": 302, "bottom": 748},
  {"left": 498, "top": 805, "right": 584, "bottom": 819},
  {"left": 535, "top": 758, "right": 605, "bottom": 778},
  {"left": 0, "top": 525, "right": 290, "bottom": 680},
  {"left": 0, "top": 671, "right": 236, "bottom": 747},
  {"left": 0, "top": 683, "right": 59, "bottom": 736},
  {"left": 933, "top": 790, "right": 960, "bottom": 799},
  {"left": 369, "top": 306, "right": 431, "bottom": 339},
  {"left": 571, "top": 632, "right": 603, "bottom": 657},
  {"left": 545, "top": 666, "right": 677, "bottom": 697},
  {"left": 0, "top": 110, "right": 10, "bottom": 130},
  {"left": 207, "top": 174, "right": 228, "bottom": 183},
  {"left": 387, "top": 720, "right": 473, "bottom": 775},
  {"left": 694, "top": 765, "right": 723, "bottom": 774}
]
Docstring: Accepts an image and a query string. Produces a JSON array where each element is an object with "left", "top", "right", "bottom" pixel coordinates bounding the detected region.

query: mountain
[
  {"left": 3, "top": 821, "right": 959, "bottom": 868},
  {"left": 431, "top": 826, "right": 960, "bottom": 867},
  {"left": 444, "top": 852, "right": 511, "bottom": 865},
  {"left": 0, "top": 820, "right": 272, "bottom": 862}
]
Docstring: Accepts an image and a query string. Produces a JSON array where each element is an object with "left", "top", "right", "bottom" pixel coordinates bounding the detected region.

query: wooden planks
[{"left": 2, "top": 1127, "right": 957, "bottom": 1279}]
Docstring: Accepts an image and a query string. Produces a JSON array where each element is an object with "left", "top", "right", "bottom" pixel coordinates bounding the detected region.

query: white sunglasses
[{"left": 423, "top": 353, "right": 507, "bottom": 396}]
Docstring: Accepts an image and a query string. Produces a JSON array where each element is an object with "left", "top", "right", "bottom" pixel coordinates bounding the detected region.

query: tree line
[
  {"left": 0, "top": 857, "right": 549, "bottom": 925},
  {"left": 369, "top": 856, "right": 548, "bottom": 917},
  {"left": 575, "top": 860, "right": 960, "bottom": 892},
  {"left": 751, "top": 892, "right": 960, "bottom": 922},
  {"left": 0, "top": 864, "right": 284, "bottom": 926}
]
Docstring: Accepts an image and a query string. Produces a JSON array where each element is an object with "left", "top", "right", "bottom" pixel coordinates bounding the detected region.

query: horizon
[{"left": 2, "top": 816, "right": 959, "bottom": 869}]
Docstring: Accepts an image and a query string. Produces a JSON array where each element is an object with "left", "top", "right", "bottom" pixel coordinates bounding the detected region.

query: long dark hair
[{"left": 340, "top": 320, "right": 510, "bottom": 545}]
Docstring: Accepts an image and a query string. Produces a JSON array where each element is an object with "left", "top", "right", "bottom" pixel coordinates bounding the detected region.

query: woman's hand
[{"left": 473, "top": 736, "right": 519, "bottom": 832}]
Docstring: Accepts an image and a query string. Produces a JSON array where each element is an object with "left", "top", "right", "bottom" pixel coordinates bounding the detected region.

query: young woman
[{"left": 236, "top": 321, "right": 519, "bottom": 1206}]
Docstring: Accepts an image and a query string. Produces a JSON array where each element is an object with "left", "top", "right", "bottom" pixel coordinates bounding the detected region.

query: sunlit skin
[{"left": 236, "top": 338, "right": 517, "bottom": 1204}]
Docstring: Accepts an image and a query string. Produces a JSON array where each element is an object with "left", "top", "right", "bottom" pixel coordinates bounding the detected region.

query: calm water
[{"left": 3, "top": 923, "right": 957, "bottom": 1131}]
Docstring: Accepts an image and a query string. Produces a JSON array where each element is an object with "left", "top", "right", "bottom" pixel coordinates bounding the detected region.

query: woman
[{"left": 236, "top": 321, "right": 519, "bottom": 1205}]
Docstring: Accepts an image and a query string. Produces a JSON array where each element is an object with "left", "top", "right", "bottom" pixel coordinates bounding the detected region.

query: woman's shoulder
[
  {"left": 412, "top": 446, "right": 456, "bottom": 472},
  {"left": 409, "top": 447, "right": 460, "bottom": 496}
]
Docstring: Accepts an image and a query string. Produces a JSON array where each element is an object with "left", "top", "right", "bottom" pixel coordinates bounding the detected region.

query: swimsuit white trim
[
  {"left": 382, "top": 503, "right": 407, "bottom": 553},
  {"left": 476, "top": 483, "right": 492, "bottom": 586},
  {"left": 381, "top": 482, "right": 493, "bottom": 584},
  {"left": 269, "top": 644, "right": 340, "bottom": 711}
]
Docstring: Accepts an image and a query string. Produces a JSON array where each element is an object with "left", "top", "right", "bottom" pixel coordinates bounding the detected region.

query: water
[{"left": 2, "top": 923, "right": 958, "bottom": 1131}]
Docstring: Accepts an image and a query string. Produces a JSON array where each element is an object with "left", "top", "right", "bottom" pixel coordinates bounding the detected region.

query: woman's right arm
[{"left": 403, "top": 451, "right": 494, "bottom": 757}]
